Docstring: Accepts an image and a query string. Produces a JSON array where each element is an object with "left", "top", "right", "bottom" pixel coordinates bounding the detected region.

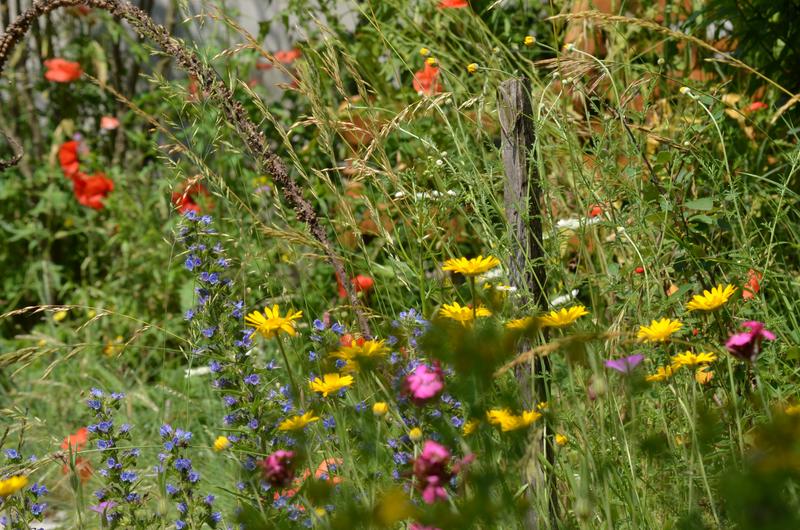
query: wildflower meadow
[{"left": 2, "top": 0, "right": 800, "bottom": 528}]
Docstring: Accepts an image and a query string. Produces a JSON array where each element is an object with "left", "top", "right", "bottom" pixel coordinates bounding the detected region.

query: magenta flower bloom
[
  {"left": 90, "top": 501, "right": 117, "bottom": 514},
  {"left": 405, "top": 364, "right": 444, "bottom": 405},
  {"left": 725, "top": 321, "right": 776, "bottom": 362},
  {"left": 412, "top": 440, "right": 453, "bottom": 504},
  {"left": 604, "top": 354, "right": 644, "bottom": 374},
  {"left": 259, "top": 450, "right": 296, "bottom": 488},
  {"left": 410, "top": 524, "right": 442, "bottom": 530}
]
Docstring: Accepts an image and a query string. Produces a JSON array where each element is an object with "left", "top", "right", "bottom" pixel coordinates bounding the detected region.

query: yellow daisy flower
[
  {"left": 671, "top": 351, "right": 718, "bottom": 368},
  {"left": 486, "top": 408, "right": 542, "bottom": 432},
  {"left": 506, "top": 317, "right": 535, "bottom": 330},
  {"left": 372, "top": 402, "right": 389, "bottom": 416},
  {"left": 785, "top": 404, "right": 800, "bottom": 416},
  {"left": 442, "top": 255, "right": 501, "bottom": 276},
  {"left": 466, "top": 63, "right": 478, "bottom": 74},
  {"left": 524, "top": 35, "right": 536, "bottom": 46},
  {"left": 278, "top": 411, "right": 320, "bottom": 431},
  {"left": 439, "top": 302, "right": 492, "bottom": 325},
  {"left": 555, "top": 433, "right": 568, "bottom": 446},
  {"left": 0, "top": 476, "right": 27, "bottom": 497},
  {"left": 309, "top": 373, "right": 354, "bottom": 397},
  {"left": 245, "top": 304, "right": 303, "bottom": 339},
  {"left": 212, "top": 436, "right": 231, "bottom": 452},
  {"left": 695, "top": 366, "right": 714, "bottom": 385},
  {"left": 686, "top": 284, "right": 736, "bottom": 311},
  {"left": 637, "top": 318, "right": 683, "bottom": 342},
  {"left": 537, "top": 306, "right": 589, "bottom": 328},
  {"left": 462, "top": 419, "right": 480, "bottom": 436},
  {"left": 409, "top": 427, "right": 423, "bottom": 441},
  {"left": 645, "top": 365, "right": 676, "bottom": 382},
  {"left": 332, "top": 339, "right": 388, "bottom": 360}
]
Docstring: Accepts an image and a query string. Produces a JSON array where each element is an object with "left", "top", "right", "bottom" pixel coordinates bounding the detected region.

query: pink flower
[
  {"left": 259, "top": 450, "right": 296, "bottom": 488},
  {"left": 89, "top": 500, "right": 117, "bottom": 514},
  {"left": 725, "top": 321, "right": 776, "bottom": 362},
  {"left": 412, "top": 441, "right": 452, "bottom": 504},
  {"left": 405, "top": 364, "right": 444, "bottom": 405},
  {"left": 604, "top": 354, "right": 644, "bottom": 374},
  {"left": 410, "top": 524, "right": 442, "bottom": 530},
  {"left": 100, "top": 116, "right": 120, "bottom": 130}
]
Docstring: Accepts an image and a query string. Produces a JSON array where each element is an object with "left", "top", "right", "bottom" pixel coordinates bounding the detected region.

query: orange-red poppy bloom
[
  {"left": 337, "top": 274, "right": 374, "bottom": 298},
  {"left": 62, "top": 457, "right": 93, "bottom": 482},
  {"left": 44, "top": 58, "right": 83, "bottom": 83},
  {"left": 61, "top": 427, "right": 89, "bottom": 451},
  {"left": 438, "top": 0, "right": 469, "bottom": 8},
  {"left": 72, "top": 172, "right": 114, "bottom": 210},
  {"left": 748, "top": 101, "right": 768, "bottom": 112},
  {"left": 275, "top": 48, "right": 302, "bottom": 64},
  {"left": 257, "top": 49, "right": 302, "bottom": 70},
  {"left": 588, "top": 204, "right": 603, "bottom": 218},
  {"left": 742, "top": 269, "right": 762, "bottom": 300},
  {"left": 172, "top": 182, "right": 210, "bottom": 214},
  {"left": 339, "top": 334, "right": 359, "bottom": 348},
  {"left": 314, "top": 458, "right": 344, "bottom": 485},
  {"left": 58, "top": 140, "right": 81, "bottom": 178},
  {"left": 412, "top": 63, "right": 443, "bottom": 96}
]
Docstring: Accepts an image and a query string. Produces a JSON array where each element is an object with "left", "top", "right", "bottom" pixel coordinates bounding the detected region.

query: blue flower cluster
[
  {"left": 84, "top": 389, "right": 154, "bottom": 527},
  {"left": 157, "top": 424, "right": 221, "bottom": 528},
  {"left": 178, "top": 214, "right": 293, "bottom": 506}
]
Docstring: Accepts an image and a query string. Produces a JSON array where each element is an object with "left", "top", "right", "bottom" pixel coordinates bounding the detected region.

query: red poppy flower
[
  {"left": 748, "top": 101, "right": 768, "bottom": 112},
  {"left": 187, "top": 75, "right": 203, "bottom": 102},
  {"left": 61, "top": 427, "right": 89, "bottom": 451},
  {"left": 44, "top": 58, "right": 83, "bottom": 83},
  {"left": 62, "top": 456, "right": 93, "bottom": 482},
  {"left": 438, "top": 0, "right": 469, "bottom": 8},
  {"left": 58, "top": 140, "right": 81, "bottom": 178},
  {"left": 634, "top": 266, "right": 645, "bottom": 274},
  {"left": 315, "top": 458, "right": 344, "bottom": 485},
  {"left": 742, "top": 269, "right": 762, "bottom": 300},
  {"left": 171, "top": 183, "right": 210, "bottom": 214},
  {"left": 588, "top": 204, "right": 603, "bottom": 218},
  {"left": 274, "top": 48, "right": 302, "bottom": 64},
  {"left": 337, "top": 274, "right": 375, "bottom": 298},
  {"left": 340, "top": 334, "right": 365, "bottom": 348},
  {"left": 257, "top": 49, "right": 302, "bottom": 70},
  {"left": 413, "top": 63, "right": 443, "bottom": 96},
  {"left": 72, "top": 172, "right": 114, "bottom": 210}
]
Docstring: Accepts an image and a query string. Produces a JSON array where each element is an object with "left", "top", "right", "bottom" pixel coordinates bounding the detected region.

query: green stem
[
  {"left": 469, "top": 276, "right": 476, "bottom": 320},
  {"left": 276, "top": 337, "right": 302, "bottom": 407}
]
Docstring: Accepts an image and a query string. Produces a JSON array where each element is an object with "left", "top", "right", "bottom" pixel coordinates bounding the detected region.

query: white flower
[
  {"left": 184, "top": 366, "right": 212, "bottom": 378},
  {"left": 555, "top": 217, "right": 601, "bottom": 230},
  {"left": 551, "top": 289, "right": 579, "bottom": 307}
]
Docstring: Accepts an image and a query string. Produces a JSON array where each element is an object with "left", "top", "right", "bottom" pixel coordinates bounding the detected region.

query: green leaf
[
  {"left": 689, "top": 214, "right": 715, "bottom": 225},
  {"left": 684, "top": 197, "right": 714, "bottom": 211}
]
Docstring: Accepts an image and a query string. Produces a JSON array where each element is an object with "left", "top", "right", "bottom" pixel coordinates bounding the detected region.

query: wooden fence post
[{"left": 498, "top": 77, "right": 556, "bottom": 528}]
